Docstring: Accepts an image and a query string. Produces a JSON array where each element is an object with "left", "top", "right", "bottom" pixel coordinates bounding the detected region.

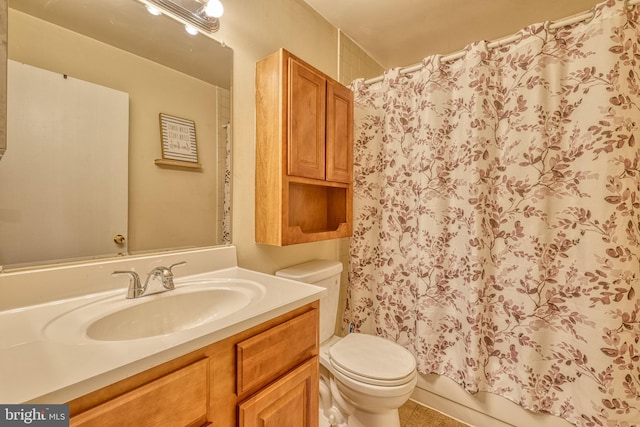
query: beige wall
[{"left": 0, "top": 0, "right": 5, "bottom": 161}]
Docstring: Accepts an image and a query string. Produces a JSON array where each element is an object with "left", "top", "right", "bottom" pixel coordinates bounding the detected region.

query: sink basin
[
  {"left": 44, "top": 279, "right": 265, "bottom": 343},
  {"left": 87, "top": 287, "right": 253, "bottom": 341}
]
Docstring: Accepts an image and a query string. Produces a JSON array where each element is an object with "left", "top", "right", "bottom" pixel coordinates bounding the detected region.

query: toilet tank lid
[{"left": 275, "top": 259, "right": 343, "bottom": 283}]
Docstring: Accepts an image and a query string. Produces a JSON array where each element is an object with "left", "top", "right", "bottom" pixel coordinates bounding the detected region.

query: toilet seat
[{"left": 328, "top": 333, "right": 416, "bottom": 387}]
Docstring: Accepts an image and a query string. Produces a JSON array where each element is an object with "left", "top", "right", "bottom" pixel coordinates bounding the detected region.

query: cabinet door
[
  {"left": 326, "top": 81, "right": 353, "bottom": 183},
  {"left": 238, "top": 357, "right": 319, "bottom": 427},
  {"left": 288, "top": 58, "right": 326, "bottom": 180}
]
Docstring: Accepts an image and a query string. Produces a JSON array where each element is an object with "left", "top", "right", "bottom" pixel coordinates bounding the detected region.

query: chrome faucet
[{"left": 113, "top": 261, "right": 187, "bottom": 299}]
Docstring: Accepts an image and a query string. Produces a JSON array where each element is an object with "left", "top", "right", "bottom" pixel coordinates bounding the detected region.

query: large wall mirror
[{"left": 2, "top": 0, "right": 232, "bottom": 270}]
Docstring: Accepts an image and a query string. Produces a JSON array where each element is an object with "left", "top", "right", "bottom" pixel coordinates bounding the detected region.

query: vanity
[{"left": 0, "top": 246, "right": 324, "bottom": 426}]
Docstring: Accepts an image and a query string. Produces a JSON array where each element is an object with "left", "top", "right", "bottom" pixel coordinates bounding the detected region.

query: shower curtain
[{"left": 345, "top": 1, "right": 640, "bottom": 425}]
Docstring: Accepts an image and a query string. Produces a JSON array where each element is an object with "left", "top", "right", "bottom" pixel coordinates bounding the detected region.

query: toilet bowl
[
  {"left": 276, "top": 260, "right": 417, "bottom": 427},
  {"left": 320, "top": 333, "right": 417, "bottom": 427}
]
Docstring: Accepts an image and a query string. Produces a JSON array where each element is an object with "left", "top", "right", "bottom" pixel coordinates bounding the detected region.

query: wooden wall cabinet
[
  {"left": 68, "top": 302, "right": 319, "bottom": 427},
  {"left": 256, "top": 48, "right": 353, "bottom": 246}
]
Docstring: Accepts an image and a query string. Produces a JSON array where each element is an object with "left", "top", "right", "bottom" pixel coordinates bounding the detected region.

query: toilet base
[
  {"left": 346, "top": 409, "right": 400, "bottom": 427},
  {"left": 319, "top": 410, "right": 347, "bottom": 427},
  {"left": 319, "top": 406, "right": 400, "bottom": 427},
  {"left": 327, "top": 373, "right": 404, "bottom": 427}
]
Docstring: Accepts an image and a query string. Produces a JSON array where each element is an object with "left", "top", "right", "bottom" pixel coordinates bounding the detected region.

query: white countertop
[{"left": 0, "top": 247, "right": 325, "bottom": 404}]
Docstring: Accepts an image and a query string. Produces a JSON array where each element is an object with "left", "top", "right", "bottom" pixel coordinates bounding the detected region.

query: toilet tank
[{"left": 275, "top": 260, "right": 343, "bottom": 343}]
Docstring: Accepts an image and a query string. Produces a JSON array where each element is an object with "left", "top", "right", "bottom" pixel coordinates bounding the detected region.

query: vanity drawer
[
  {"left": 70, "top": 358, "right": 209, "bottom": 427},
  {"left": 236, "top": 308, "right": 318, "bottom": 397}
]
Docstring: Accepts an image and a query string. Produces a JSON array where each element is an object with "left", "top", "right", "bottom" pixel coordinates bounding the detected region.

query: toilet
[{"left": 276, "top": 260, "right": 417, "bottom": 427}]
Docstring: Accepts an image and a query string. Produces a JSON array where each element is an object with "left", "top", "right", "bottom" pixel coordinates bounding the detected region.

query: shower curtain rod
[{"left": 362, "top": 0, "right": 640, "bottom": 86}]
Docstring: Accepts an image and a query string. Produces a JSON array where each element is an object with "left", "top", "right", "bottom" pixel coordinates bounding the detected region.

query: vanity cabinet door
[
  {"left": 238, "top": 357, "right": 319, "bottom": 427},
  {"left": 70, "top": 359, "right": 209, "bottom": 427}
]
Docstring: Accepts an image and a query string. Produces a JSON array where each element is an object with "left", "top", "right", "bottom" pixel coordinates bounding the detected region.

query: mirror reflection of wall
[{"left": 2, "top": 0, "right": 232, "bottom": 270}]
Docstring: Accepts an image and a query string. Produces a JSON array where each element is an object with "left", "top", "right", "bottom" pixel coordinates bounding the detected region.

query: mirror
[{"left": 2, "top": 0, "right": 232, "bottom": 270}]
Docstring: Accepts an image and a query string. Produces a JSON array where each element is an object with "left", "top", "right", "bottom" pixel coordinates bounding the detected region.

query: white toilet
[{"left": 276, "top": 260, "right": 417, "bottom": 427}]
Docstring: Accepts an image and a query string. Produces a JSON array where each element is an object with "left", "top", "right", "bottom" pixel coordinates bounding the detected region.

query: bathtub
[{"left": 411, "top": 373, "right": 573, "bottom": 427}]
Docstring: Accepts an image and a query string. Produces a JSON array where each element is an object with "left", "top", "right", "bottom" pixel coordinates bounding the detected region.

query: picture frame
[{"left": 157, "top": 113, "right": 201, "bottom": 168}]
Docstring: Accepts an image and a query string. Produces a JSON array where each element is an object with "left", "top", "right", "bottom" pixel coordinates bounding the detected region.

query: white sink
[{"left": 44, "top": 279, "right": 266, "bottom": 343}]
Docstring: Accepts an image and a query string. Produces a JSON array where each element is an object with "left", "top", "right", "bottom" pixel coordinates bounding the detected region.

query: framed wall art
[{"left": 155, "top": 113, "right": 202, "bottom": 169}]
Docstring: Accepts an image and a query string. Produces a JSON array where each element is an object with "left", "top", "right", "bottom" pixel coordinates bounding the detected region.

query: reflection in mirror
[
  {"left": 2, "top": 60, "right": 130, "bottom": 267},
  {"left": 2, "top": 0, "right": 232, "bottom": 270}
]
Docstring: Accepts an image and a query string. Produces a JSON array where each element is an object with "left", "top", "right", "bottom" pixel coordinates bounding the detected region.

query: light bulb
[
  {"left": 184, "top": 24, "right": 198, "bottom": 35},
  {"left": 145, "top": 4, "right": 162, "bottom": 15},
  {"left": 204, "top": 0, "right": 224, "bottom": 18}
]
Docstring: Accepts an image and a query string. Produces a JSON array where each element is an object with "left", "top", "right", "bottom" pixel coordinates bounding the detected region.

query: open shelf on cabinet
[{"left": 288, "top": 183, "right": 348, "bottom": 234}]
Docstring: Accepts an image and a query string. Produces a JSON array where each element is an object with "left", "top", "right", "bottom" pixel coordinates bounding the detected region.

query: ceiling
[
  {"left": 302, "top": 0, "right": 603, "bottom": 69},
  {"left": 12, "top": 0, "right": 604, "bottom": 82}
]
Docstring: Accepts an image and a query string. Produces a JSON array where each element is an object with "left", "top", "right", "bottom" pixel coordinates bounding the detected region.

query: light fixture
[
  {"left": 145, "top": 4, "right": 162, "bottom": 16},
  {"left": 203, "top": 0, "right": 224, "bottom": 18},
  {"left": 184, "top": 24, "right": 199, "bottom": 35},
  {"left": 139, "top": 0, "right": 223, "bottom": 34}
]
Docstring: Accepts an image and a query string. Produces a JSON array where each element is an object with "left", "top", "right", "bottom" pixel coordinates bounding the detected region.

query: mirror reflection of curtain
[
  {"left": 0, "top": 61, "right": 128, "bottom": 268},
  {"left": 222, "top": 121, "right": 231, "bottom": 244},
  {"left": 346, "top": 1, "right": 640, "bottom": 425}
]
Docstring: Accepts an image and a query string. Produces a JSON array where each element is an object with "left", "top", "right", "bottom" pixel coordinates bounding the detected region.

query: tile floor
[{"left": 399, "top": 400, "right": 470, "bottom": 427}]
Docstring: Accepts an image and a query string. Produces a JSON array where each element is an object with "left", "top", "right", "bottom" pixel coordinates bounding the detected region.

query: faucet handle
[
  {"left": 112, "top": 270, "right": 144, "bottom": 299},
  {"left": 168, "top": 261, "right": 187, "bottom": 273},
  {"left": 159, "top": 261, "right": 186, "bottom": 291}
]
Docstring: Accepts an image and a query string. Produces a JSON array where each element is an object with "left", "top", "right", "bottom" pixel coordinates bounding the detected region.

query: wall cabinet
[
  {"left": 256, "top": 48, "right": 353, "bottom": 246},
  {"left": 68, "top": 302, "right": 319, "bottom": 427}
]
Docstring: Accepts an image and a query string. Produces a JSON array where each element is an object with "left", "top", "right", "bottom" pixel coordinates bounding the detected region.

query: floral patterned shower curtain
[{"left": 345, "top": 1, "right": 640, "bottom": 425}]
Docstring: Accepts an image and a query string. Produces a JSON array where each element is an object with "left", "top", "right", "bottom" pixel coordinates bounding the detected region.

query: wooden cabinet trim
[{"left": 256, "top": 50, "right": 286, "bottom": 245}]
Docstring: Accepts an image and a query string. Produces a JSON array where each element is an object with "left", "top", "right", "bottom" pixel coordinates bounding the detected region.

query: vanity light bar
[{"left": 139, "top": 0, "right": 220, "bottom": 34}]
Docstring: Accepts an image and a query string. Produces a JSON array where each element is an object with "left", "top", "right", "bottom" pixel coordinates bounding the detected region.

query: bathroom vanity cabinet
[
  {"left": 255, "top": 48, "right": 353, "bottom": 246},
  {"left": 68, "top": 302, "right": 319, "bottom": 427}
]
